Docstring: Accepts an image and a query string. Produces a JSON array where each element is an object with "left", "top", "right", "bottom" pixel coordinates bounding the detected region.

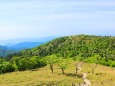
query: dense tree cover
[
  {"left": 0, "top": 56, "right": 46, "bottom": 74},
  {"left": 1, "top": 35, "right": 115, "bottom": 74},
  {"left": 81, "top": 55, "right": 115, "bottom": 67},
  {"left": 0, "top": 45, "right": 17, "bottom": 57},
  {"left": 0, "top": 54, "right": 72, "bottom": 74},
  {"left": 11, "top": 35, "right": 115, "bottom": 60}
]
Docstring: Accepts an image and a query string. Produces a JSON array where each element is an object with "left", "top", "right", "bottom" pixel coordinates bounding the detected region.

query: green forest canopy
[
  {"left": 11, "top": 35, "right": 115, "bottom": 60},
  {"left": 1, "top": 35, "right": 115, "bottom": 74}
]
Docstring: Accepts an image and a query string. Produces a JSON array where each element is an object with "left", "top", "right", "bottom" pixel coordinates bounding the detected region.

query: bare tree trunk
[
  {"left": 51, "top": 69, "right": 53, "bottom": 73},
  {"left": 76, "top": 67, "right": 78, "bottom": 74},
  {"left": 75, "top": 62, "right": 83, "bottom": 74},
  {"left": 61, "top": 68, "right": 65, "bottom": 74},
  {"left": 95, "top": 63, "right": 98, "bottom": 68},
  {"left": 92, "top": 67, "right": 94, "bottom": 74},
  {"left": 50, "top": 64, "right": 53, "bottom": 73}
]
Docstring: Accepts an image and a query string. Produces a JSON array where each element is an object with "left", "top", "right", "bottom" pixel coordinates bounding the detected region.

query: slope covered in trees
[
  {"left": 1, "top": 35, "right": 115, "bottom": 74},
  {"left": 0, "top": 45, "right": 17, "bottom": 57},
  {"left": 14, "top": 35, "right": 115, "bottom": 60},
  {"left": 0, "top": 36, "right": 57, "bottom": 57}
]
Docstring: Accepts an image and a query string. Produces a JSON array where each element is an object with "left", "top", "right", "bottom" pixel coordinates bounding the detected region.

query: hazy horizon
[
  {"left": 0, "top": 36, "right": 57, "bottom": 45},
  {"left": 0, "top": 0, "right": 115, "bottom": 40}
]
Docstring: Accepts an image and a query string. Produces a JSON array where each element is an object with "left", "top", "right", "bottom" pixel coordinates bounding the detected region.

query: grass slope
[{"left": 0, "top": 61, "right": 115, "bottom": 86}]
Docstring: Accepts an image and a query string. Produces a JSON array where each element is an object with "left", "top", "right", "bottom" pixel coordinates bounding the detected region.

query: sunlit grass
[{"left": 0, "top": 61, "right": 115, "bottom": 86}]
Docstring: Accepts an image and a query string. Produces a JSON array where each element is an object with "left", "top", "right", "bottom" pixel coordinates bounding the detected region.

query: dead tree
[{"left": 75, "top": 62, "right": 83, "bottom": 74}]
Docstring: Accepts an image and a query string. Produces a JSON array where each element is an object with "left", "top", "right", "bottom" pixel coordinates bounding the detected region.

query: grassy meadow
[{"left": 0, "top": 61, "right": 115, "bottom": 86}]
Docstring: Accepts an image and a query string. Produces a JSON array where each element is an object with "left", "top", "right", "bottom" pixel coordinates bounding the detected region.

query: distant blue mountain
[
  {"left": 0, "top": 36, "right": 57, "bottom": 57},
  {"left": 0, "top": 42, "right": 45, "bottom": 57},
  {"left": 0, "top": 45, "right": 17, "bottom": 57},
  {"left": 9, "top": 42, "right": 45, "bottom": 50},
  {"left": 0, "top": 36, "right": 57, "bottom": 46}
]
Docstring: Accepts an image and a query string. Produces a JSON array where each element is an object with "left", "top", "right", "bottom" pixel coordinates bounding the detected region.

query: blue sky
[{"left": 0, "top": 0, "right": 115, "bottom": 40}]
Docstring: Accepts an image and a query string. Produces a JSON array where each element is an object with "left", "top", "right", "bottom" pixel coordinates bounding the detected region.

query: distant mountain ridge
[
  {"left": 12, "top": 35, "right": 115, "bottom": 60},
  {"left": 8, "top": 42, "right": 45, "bottom": 50},
  {"left": 0, "top": 45, "right": 17, "bottom": 57},
  {"left": 0, "top": 36, "right": 57, "bottom": 46},
  {"left": 0, "top": 36, "right": 57, "bottom": 57},
  {"left": 0, "top": 42, "right": 45, "bottom": 57}
]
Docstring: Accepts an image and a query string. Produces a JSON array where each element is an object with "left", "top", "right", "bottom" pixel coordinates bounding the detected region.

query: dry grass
[
  {"left": 81, "top": 63, "right": 115, "bottom": 86},
  {"left": 0, "top": 61, "right": 115, "bottom": 86}
]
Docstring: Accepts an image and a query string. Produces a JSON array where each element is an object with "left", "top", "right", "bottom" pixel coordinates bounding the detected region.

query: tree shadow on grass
[
  {"left": 37, "top": 81, "right": 61, "bottom": 86},
  {"left": 29, "top": 69, "right": 39, "bottom": 72},
  {"left": 65, "top": 73, "right": 77, "bottom": 77},
  {"left": 65, "top": 73, "right": 82, "bottom": 78}
]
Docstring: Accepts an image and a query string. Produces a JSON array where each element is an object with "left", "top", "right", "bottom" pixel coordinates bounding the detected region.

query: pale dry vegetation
[{"left": 0, "top": 61, "right": 115, "bottom": 86}]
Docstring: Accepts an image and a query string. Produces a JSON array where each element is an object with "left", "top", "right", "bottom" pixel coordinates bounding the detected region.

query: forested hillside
[
  {"left": 8, "top": 42, "right": 44, "bottom": 50},
  {"left": 1, "top": 35, "right": 115, "bottom": 74},
  {"left": 0, "top": 36, "right": 56, "bottom": 57},
  {"left": 13, "top": 35, "right": 115, "bottom": 60},
  {"left": 0, "top": 42, "right": 45, "bottom": 57},
  {"left": 0, "top": 45, "right": 17, "bottom": 57}
]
